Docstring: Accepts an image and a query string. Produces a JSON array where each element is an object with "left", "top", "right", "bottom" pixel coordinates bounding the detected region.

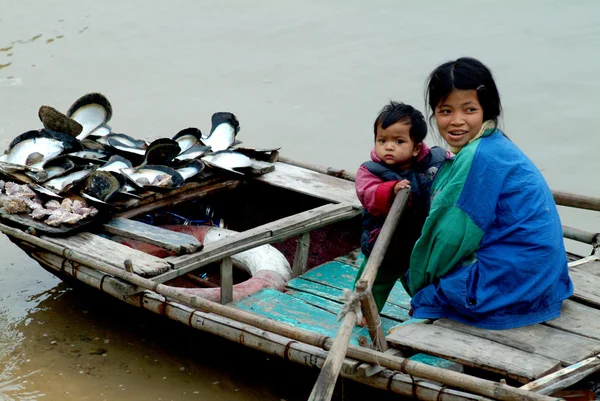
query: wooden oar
[{"left": 308, "top": 188, "right": 411, "bottom": 401}]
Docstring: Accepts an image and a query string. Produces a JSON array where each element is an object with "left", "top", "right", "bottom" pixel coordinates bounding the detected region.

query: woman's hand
[{"left": 393, "top": 180, "right": 411, "bottom": 194}]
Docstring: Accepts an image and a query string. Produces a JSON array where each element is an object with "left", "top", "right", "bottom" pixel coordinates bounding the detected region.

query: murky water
[{"left": 1, "top": 1, "right": 599, "bottom": 399}]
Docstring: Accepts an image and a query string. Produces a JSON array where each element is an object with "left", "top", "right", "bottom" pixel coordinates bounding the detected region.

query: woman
[{"left": 407, "top": 57, "right": 573, "bottom": 330}]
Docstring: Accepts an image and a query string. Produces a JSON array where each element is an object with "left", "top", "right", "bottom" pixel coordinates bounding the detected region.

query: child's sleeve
[{"left": 355, "top": 166, "right": 399, "bottom": 216}]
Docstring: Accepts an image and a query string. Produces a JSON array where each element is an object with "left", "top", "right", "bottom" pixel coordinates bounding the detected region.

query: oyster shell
[{"left": 66, "top": 93, "right": 113, "bottom": 140}]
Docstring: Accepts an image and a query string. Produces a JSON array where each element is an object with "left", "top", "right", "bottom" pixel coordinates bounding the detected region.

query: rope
[{"left": 337, "top": 289, "right": 365, "bottom": 322}]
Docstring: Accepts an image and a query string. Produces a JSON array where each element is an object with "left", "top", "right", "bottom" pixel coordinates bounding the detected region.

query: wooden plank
[
  {"left": 572, "top": 258, "right": 600, "bottom": 276},
  {"left": 387, "top": 323, "right": 561, "bottom": 383},
  {"left": 335, "top": 249, "right": 365, "bottom": 268},
  {"left": 231, "top": 288, "right": 372, "bottom": 346},
  {"left": 291, "top": 232, "right": 310, "bottom": 278},
  {"left": 434, "top": 318, "right": 600, "bottom": 366},
  {"left": 220, "top": 256, "right": 233, "bottom": 304},
  {"left": 519, "top": 354, "right": 600, "bottom": 395},
  {"left": 153, "top": 203, "right": 360, "bottom": 283},
  {"left": 116, "top": 179, "right": 241, "bottom": 219},
  {"left": 357, "top": 283, "right": 388, "bottom": 351},
  {"left": 42, "top": 232, "right": 171, "bottom": 277},
  {"left": 103, "top": 218, "right": 202, "bottom": 254},
  {"left": 569, "top": 267, "right": 600, "bottom": 308},
  {"left": 253, "top": 162, "right": 361, "bottom": 207},
  {"left": 300, "top": 261, "right": 412, "bottom": 310},
  {"left": 286, "top": 278, "right": 410, "bottom": 322},
  {"left": 544, "top": 299, "right": 600, "bottom": 341},
  {"left": 285, "top": 290, "right": 400, "bottom": 334}
]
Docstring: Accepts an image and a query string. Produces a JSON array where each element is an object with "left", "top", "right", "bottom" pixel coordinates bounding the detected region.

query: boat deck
[{"left": 232, "top": 249, "right": 600, "bottom": 388}]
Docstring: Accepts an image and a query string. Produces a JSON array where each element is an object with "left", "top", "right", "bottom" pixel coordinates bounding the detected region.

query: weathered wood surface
[
  {"left": 569, "top": 267, "right": 600, "bottom": 308},
  {"left": 300, "top": 260, "right": 411, "bottom": 310},
  {"left": 232, "top": 288, "right": 372, "bottom": 346},
  {"left": 434, "top": 318, "right": 600, "bottom": 366},
  {"left": 553, "top": 190, "right": 600, "bottom": 212},
  {"left": 387, "top": 323, "right": 561, "bottom": 383},
  {"left": 116, "top": 179, "right": 241, "bottom": 219},
  {"left": 572, "top": 258, "right": 600, "bottom": 276},
  {"left": 335, "top": 249, "right": 365, "bottom": 268},
  {"left": 285, "top": 289, "right": 401, "bottom": 334},
  {"left": 42, "top": 232, "right": 171, "bottom": 277},
  {"left": 220, "top": 256, "right": 233, "bottom": 304},
  {"left": 519, "top": 353, "right": 600, "bottom": 395},
  {"left": 153, "top": 203, "right": 359, "bottom": 283},
  {"left": 286, "top": 277, "right": 411, "bottom": 322},
  {"left": 253, "top": 162, "right": 361, "bottom": 207},
  {"left": 103, "top": 218, "right": 202, "bottom": 254},
  {"left": 291, "top": 232, "right": 310, "bottom": 278},
  {"left": 544, "top": 299, "right": 600, "bottom": 341}
]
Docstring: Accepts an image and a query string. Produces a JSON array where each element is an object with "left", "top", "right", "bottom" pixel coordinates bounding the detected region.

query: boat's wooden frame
[{"left": 1, "top": 157, "right": 600, "bottom": 401}]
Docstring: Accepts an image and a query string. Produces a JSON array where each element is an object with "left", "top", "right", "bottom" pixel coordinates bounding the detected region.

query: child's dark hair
[
  {"left": 425, "top": 57, "right": 502, "bottom": 128},
  {"left": 373, "top": 101, "right": 427, "bottom": 144}
]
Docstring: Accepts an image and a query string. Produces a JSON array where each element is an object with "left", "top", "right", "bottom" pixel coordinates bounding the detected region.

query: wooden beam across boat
[
  {"left": 41, "top": 232, "right": 171, "bottom": 277},
  {"left": 152, "top": 203, "right": 361, "bottom": 283},
  {"left": 103, "top": 218, "right": 203, "bottom": 254}
]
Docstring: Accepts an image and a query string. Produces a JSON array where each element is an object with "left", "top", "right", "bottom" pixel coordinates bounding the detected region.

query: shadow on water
[{"left": 0, "top": 270, "right": 405, "bottom": 401}]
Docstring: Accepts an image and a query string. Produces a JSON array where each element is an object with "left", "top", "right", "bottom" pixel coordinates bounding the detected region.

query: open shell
[
  {"left": 173, "top": 128, "right": 203, "bottom": 154},
  {"left": 176, "top": 160, "right": 205, "bottom": 181},
  {"left": 0, "top": 129, "right": 82, "bottom": 171},
  {"left": 67, "top": 93, "right": 113, "bottom": 140},
  {"left": 82, "top": 170, "right": 123, "bottom": 202},
  {"left": 202, "top": 150, "right": 252, "bottom": 175},
  {"left": 121, "top": 165, "right": 184, "bottom": 192}
]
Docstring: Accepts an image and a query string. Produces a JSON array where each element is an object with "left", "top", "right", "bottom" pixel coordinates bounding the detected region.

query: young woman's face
[
  {"left": 374, "top": 121, "right": 420, "bottom": 170},
  {"left": 435, "top": 89, "right": 484, "bottom": 150}
]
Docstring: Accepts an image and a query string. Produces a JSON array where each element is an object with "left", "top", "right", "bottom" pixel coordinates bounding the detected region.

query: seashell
[
  {"left": 67, "top": 149, "right": 111, "bottom": 164},
  {"left": 0, "top": 129, "right": 82, "bottom": 171},
  {"left": 106, "top": 133, "right": 147, "bottom": 157},
  {"left": 66, "top": 93, "right": 113, "bottom": 140},
  {"left": 202, "top": 112, "right": 240, "bottom": 152},
  {"left": 139, "top": 138, "right": 181, "bottom": 167},
  {"left": 88, "top": 124, "right": 111, "bottom": 137},
  {"left": 121, "top": 165, "right": 184, "bottom": 192},
  {"left": 44, "top": 167, "right": 94, "bottom": 194},
  {"left": 82, "top": 170, "right": 123, "bottom": 202},
  {"left": 38, "top": 105, "right": 83, "bottom": 137},
  {"left": 172, "top": 128, "right": 203, "bottom": 154},
  {"left": 176, "top": 160, "right": 205, "bottom": 181},
  {"left": 174, "top": 143, "right": 211, "bottom": 162},
  {"left": 97, "top": 155, "right": 132, "bottom": 173},
  {"left": 202, "top": 150, "right": 252, "bottom": 175}
]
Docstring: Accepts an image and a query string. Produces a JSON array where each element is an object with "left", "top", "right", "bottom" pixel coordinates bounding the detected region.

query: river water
[{"left": 0, "top": 1, "right": 599, "bottom": 400}]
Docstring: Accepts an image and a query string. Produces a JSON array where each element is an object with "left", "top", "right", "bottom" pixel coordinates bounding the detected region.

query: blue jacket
[{"left": 409, "top": 130, "right": 573, "bottom": 329}]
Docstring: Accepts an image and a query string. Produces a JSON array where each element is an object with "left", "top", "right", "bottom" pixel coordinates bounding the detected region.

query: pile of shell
[
  {"left": 0, "top": 93, "right": 279, "bottom": 208},
  {"left": 0, "top": 180, "right": 98, "bottom": 226}
]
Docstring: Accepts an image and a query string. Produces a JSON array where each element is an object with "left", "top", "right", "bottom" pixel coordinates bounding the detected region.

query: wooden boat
[{"left": 2, "top": 155, "right": 600, "bottom": 401}]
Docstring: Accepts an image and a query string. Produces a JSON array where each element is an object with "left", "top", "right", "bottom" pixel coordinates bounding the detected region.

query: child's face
[
  {"left": 434, "top": 89, "right": 484, "bottom": 149},
  {"left": 375, "top": 121, "right": 420, "bottom": 169}
]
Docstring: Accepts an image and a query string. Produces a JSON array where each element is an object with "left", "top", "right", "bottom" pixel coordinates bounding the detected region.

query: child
[
  {"left": 354, "top": 101, "right": 447, "bottom": 312},
  {"left": 407, "top": 57, "right": 572, "bottom": 329}
]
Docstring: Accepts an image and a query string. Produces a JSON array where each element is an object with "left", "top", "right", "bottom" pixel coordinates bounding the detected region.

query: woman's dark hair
[
  {"left": 425, "top": 57, "right": 502, "bottom": 128},
  {"left": 373, "top": 101, "right": 427, "bottom": 144}
]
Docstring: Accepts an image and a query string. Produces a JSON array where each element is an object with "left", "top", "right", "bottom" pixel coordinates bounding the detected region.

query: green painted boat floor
[
  {"left": 231, "top": 249, "right": 413, "bottom": 346},
  {"left": 231, "top": 249, "right": 460, "bottom": 370}
]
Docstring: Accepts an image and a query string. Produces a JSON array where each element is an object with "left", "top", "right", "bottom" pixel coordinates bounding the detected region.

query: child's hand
[{"left": 393, "top": 180, "right": 410, "bottom": 194}]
